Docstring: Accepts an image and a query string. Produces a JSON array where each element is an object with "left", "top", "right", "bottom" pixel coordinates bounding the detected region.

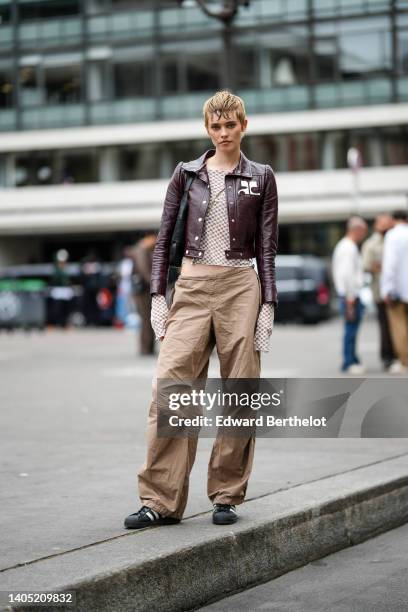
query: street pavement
[
  {"left": 200, "top": 521, "right": 408, "bottom": 612},
  {"left": 0, "top": 315, "right": 407, "bottom": 577}
]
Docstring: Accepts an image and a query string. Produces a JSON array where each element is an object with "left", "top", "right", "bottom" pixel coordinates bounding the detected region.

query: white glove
[
  {"left": 151, "top": 294, "right": 169, "bottom": 341},
  {"left": 254, "top": 304, "right": 275, "bottom": 352}
]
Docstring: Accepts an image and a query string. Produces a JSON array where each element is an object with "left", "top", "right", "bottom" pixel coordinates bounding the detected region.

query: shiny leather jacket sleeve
[
  {"left": 150, "top": 162, "right": 185, "bottom": 296},
  {"left": 255, "top": 165, "right": 279, "bottom": 306}
]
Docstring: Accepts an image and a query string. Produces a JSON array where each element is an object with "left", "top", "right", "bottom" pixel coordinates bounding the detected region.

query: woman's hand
[
  {"left": 151, "top": 294, "right": 169, "bottom": 342},
  {"left": 254, "top": 303, "right": 275, "bottom": 352}
]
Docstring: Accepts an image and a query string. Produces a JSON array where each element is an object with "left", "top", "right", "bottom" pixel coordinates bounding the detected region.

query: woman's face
[{"left": 206, "top": 111, "right": 247, "bottom": 153}]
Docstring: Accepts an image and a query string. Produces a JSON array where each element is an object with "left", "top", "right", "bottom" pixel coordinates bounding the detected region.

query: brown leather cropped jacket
[{"left": 150, "top": 148, "right": 279, "bottom": 305}]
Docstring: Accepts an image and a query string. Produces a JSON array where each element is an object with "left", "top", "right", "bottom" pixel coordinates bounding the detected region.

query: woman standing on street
[{"left": 124, "top": 90, "right": 279, "bottom": 529}]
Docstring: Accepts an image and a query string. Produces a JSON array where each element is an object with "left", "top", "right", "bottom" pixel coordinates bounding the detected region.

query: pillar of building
[
  {"left": 259, "top": 46, "right": 273, "bottom": 89},
  {"left": 99, "top": 147, "right": 119, "bottom": 182},
  {"left": 321, "top": 132, "right": 337, "bottom": 170}
]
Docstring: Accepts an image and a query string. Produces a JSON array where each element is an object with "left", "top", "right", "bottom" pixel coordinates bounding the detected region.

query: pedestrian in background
[
  {"left": 80, "top": 251, "right": 102, "bottom": 326},
  {"left": 332, "top": 216, "right": 368, "bottom": 374},
  {"left": 114, "top": 246, "right": 134, "bottom": 328},
  {"left": 362, "top": 214, "right": 396, "bottom": 372},
  {"left": 131, "top": 234, "right": 157, "bottom": 356},
  {"left": 380, "top": 210, "right": 408, "bottom": 372},
  {"left": 49, "top": 249, "right": 74, "bottom": 328}
]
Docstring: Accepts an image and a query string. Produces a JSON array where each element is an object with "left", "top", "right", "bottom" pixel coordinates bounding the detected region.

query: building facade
[{"left": 0, "top": 0, "right": 407, "bottom": 264}]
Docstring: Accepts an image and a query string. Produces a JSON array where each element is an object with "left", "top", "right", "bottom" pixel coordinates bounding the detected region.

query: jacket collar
[{"left": 182, "top": 148, "right": 253, "bottom": 178}]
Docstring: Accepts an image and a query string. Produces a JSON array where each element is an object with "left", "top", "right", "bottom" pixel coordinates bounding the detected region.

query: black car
[{"left": 274, "top": 255, "right": 332, "bottom": 324}]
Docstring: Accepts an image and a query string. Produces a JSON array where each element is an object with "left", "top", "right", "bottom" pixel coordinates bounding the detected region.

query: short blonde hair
[{"left": 203, "top": 90, "right": 246, "bottom": 128}]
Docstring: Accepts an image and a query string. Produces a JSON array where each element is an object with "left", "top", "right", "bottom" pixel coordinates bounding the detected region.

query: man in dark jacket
[{"left": 131, "top": 234, "right": 157, "bottom": 355}]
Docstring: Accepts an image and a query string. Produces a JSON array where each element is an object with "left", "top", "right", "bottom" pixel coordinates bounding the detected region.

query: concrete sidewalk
[
  {"left": 1, "top": 322, "right": 407, "bottom": 610},
  {"left": 1, "top": 454, "right": 408, "bottom": 611}
]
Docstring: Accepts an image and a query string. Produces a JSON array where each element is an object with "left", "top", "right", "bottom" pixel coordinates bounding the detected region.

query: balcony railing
[
  {"left": 21, "top": 104, "right": 85, "bottom": 130},
  {"left": 0, "top": 78, "right": 400, "bottom": 131},
  {"left": 19, "top": 18, "right": 82, "bottom": 48}
]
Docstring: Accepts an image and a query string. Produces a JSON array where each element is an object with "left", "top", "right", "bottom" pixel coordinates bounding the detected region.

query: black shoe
[
  {"left": 124, "top": 506, "right": 180, "bottom": 529},
  {"left": 212, "top": 503, "right": 238, "bottom": 525}
]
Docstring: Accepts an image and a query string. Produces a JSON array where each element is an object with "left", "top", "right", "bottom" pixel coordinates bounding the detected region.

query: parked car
[
  {"left": 0, "top": 263, "right": 117, "bottom": 329},
  {"left": 274, "top": 255, "right": 332, "bottom": 324}
]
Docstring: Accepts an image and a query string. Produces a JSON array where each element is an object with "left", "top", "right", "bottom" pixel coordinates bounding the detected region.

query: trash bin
[{"left": 0, "top": 279, "right": 46, "bottom": 330}]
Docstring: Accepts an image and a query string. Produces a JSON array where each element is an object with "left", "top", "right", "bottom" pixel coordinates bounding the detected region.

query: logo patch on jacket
[{"left": 238, "top": 179, "right": 260, "bottom": 196}]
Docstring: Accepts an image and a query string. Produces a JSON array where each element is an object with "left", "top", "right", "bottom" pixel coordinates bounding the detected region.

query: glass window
[
  {"left": 0, "top": 1, "right": 12, "bottom": 24},
  {"left": 366, "top": 0, "right": 390, "bottom": 10},
  {"left": 245, "top": 135, "right": 283, "bottom": 172},
  {"left": 59, "top": 150, "right": 99, "bottom": 183},
  {"left": 233, "top": 33, "right": 260, "bottom": 89},
  {"left": 234, "top": 47, "right": 258, "bottom": 89},
  {"left": 44, "top": 64, "right": 82, "bottom": 104},
  {"left": 285, "top": 0, "right": 308, "bottom": 18},
  {"left": 159, "top": 4, "right": 215, "bottom": 33},
  {"left": 161, "top": 39, "right": 222, "bottom": 94},
  {"left": 15, "top": 153, "right": 54, "bottom": 187},
  {"left": 111, "top": 10, "right": 154, "bottom": 39},
  {"left": 88, "top": 14, "right": 109, "bottom": 41},
  {"left": 22, "top": 104, "right": 85, "bottom": 129},
  {"left": 382, "top": 126, "right": 408, "bottom": 165},
  {"left": 18, "top": 0, "right": 80, "bottom": 21},
  {"left": 398, "top": 28, "right": 408, "bottom": 74},
  {"left": 339, "top": 18, "right": 392, "bottom": 79},
  {"left": 20, "top": 65, "right": 42, "bottom": 107},
  {"left": 119, "top": 143, "right": 161, "bottom": 181},
  {"left": 339, "top": 0, "right": 365, "bottom": 15},
  {"left": 258, "top": 0, "right": 308, "bottom": 21},
  {"left": 186, "top": 54, "right": 220, "bottom": 92},
  {"left": 14, "top": 150, "right": 98, "bottom": 186},
  {"left": 111, "top": 0, "right": 151, "bottom": 9},
  {"left": 313, "top": 0, "right": 339, "bottom": 17},
  {"left": 86, "top": 0, "right": 109, "bottom": 13},
  {"left": 315, "top": 17, "right": 392, "bottom": 82},
  {"left": 313, "top": 0, "right": 390, "bottom": 16},
  {"left": 256, "top": 27, "right": 311, "bottom": 87},
  {"left": 162, "top": 57, "right": 180, "bottom": 94},
  {"left": 87, "top": 60, "right": 110, "bottom": 101},
  {"left": 0, "top": 66, "right": 13, "bottom": 108},
  {"left": 113, "top": 60, "right": 153, "bottom": 98},
  {"left": 315, "top": 37, "right": 339, "bottom": 82},
  {"left": 258, "top": 0, "right": 282, "bottom": 20},
  {"left": 163, "top": 139, "right": 209, "bottom": 175}
]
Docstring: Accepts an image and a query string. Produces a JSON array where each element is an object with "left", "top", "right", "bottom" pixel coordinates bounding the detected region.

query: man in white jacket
[
  {"left": 332, "top": 216, "right": 368, "bottom": 374},
  {"left": 380, "top": 210, "right": 408, "bottom": 371}
]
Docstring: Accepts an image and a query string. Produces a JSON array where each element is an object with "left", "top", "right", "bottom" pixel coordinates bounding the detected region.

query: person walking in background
[
  {"left": 131, "top": 234, "right": 157, "bottom": 356},
  {"left": 80, "top": 251, "right": 102, "bottom": 326},
  {"left": 362, "top": 214, "right": 397, "bottom": 372},
  {"left": 114, "top": 246, "right": 135, "bottom": 328},
  {"left": 49, "top": 249, "right": 74, "bottom": 328},
  {"left": 332, "top": 216, "right": 368, "bottom": 374},
  {"left": 380, "top": 210, "right": 408, "bottom": 372}
]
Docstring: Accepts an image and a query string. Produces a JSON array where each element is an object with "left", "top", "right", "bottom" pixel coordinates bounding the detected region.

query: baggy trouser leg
[
  {"left": 386, "top": 302, "right": 408, "bottom": 367},
  {"left": 138, "top": 279, "right": 215, "bottom": 518},
  {"left": 208, "top": 268, "right": 261, "bottom": 506}
]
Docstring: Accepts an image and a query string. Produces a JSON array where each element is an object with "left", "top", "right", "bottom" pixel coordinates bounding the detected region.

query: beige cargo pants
[{"left": 138, "top": 265, "right": 262, "bottom": 519}]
